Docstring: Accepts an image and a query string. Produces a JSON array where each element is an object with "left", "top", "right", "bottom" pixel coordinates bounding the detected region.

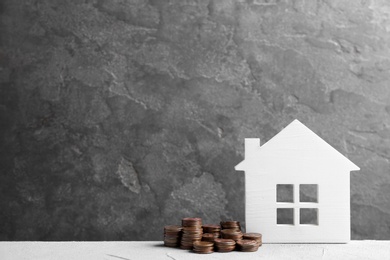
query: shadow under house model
[{"left": 235, "top": 119, "right": 360, "bottom": 243}]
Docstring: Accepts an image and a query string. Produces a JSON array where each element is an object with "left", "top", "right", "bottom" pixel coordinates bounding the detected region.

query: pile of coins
[
  {"left": 236, "top": 239, "right": 260, "bottom": 252},
  {"left": 214, "top": 238, "right": 236, "bottom": 252},
  {"left": 163, "top": 217, "right": 262, "bottom": 254},
  {"left": 192, "top": 241, "right": 214, "bottom": 254},
  {"left": 180, "top": 218, "right": 203, "bottom": 249},
  {"left": 163, "top": 225, "right": 182, "bottom": 247}
]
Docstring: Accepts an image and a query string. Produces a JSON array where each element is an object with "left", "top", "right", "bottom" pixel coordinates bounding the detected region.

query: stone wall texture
[{"left": 1, "top": 0, "right": 390, "bottom": 240}]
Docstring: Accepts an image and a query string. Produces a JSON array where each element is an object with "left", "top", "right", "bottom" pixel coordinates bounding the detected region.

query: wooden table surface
[{"left": 1, "top": 241, "right": 389, "bottom": 260}]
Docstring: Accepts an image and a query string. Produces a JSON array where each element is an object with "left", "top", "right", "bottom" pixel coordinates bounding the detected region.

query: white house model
[{"left": 235, "top": 119, "right": 360, "bottom": 243}]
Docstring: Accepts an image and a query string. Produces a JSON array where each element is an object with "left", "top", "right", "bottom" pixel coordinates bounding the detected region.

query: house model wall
[{"left": 235, "top": 119, "right": 360, "bottom": 243}]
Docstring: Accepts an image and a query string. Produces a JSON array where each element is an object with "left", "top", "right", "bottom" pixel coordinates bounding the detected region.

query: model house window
[
  {"left": 300, "top": 208, "right": 318, "bottom": 225},
  {"left": 299, "top": 184, "right": 318, "bottom": 202},
  {"left": 276, "top": 184, "right": 294, "bottom": 203},
  {"left": 277, "top": 208, "right": 294, "bottom": 224},
  {"left": 276, "top": 184, "right": 318, "bottom": 225}
]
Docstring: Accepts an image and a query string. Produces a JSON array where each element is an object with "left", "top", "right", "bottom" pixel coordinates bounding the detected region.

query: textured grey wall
[{"left": 1, "top": 0, "right": 389, "bottom": 240}]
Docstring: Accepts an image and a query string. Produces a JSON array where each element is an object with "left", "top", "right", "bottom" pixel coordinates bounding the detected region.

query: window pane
[
  {"left": 277, "top": 208, "right": 294, "bottom": 225},
  {"left": 276, "top": 184, "right": 294, "bottom": 203},
  {"left": 300, "top": 208, "right": 318, "bottom": 225},
  {"left": 299, "top": 184, "right": 318, "bottom": 203}
]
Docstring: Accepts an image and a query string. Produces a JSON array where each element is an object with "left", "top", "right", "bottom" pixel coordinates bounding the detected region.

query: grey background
[{"left": 1, "top": 0, "right": 389, "bottom": 240}]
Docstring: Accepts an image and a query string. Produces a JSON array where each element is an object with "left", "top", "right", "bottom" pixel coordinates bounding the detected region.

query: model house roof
[{"left": 235, "top": 119, "right": 360, "bottom": 172}]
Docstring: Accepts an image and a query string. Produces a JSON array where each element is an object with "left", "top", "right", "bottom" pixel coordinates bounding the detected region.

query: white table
[{"left": 0, "top": 241, "right": 389, "bottom": 260}]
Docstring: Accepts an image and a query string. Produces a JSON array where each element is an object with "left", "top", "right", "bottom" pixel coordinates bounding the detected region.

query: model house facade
[{"left": 235, "top": 120, "right": 360, "bottom": 243}]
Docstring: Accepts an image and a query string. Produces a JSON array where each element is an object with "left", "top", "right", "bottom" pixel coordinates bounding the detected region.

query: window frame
[{"left": 276, "top": 183, "right": 319, "bottom": 226}]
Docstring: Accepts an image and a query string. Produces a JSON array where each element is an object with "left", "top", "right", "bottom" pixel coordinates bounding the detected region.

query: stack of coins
[
  {"left": 214, "top": 238, "right": 236, "bottom": 252},
  {"left": 192, "top": 241, "right": 214, "bottom": 254},
  {"left": 220, "top": 221, "right": 241, "bottom": 231},
  {"left": 163, "top": 218, "right": 262, "bottom": 254},
  {"left": 236, "top": 239, "right": 260, "bottom": 252},
  {"left": 243, "top": 233, "right": 262, "bottom": 246},
  {"left": 202, "top": 224, "right": 221, "bottom": 238},
  {"left": 164, "top": 225, "right": 182, "bottom": 247},
  {"left": 221, "top": 229, "right": 243, "bottom": 241},
  {"left": 180, "top": 218, "right": 203, "bottom": 249}
]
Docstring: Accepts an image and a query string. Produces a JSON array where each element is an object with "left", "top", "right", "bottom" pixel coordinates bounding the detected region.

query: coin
[
  {"left": 214, "top": 238, "right": 236, "bottom": 246},
  {"left": 164, "top": 225, "right": 182, "bottom": 231},
  {"left": 193, "top": 241, "right": 214, "bottom": 248}
]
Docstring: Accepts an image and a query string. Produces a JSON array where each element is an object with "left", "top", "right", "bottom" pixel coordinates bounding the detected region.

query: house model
[{"left": 235, "top": 119, "right": 360, "bottom": 243}]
